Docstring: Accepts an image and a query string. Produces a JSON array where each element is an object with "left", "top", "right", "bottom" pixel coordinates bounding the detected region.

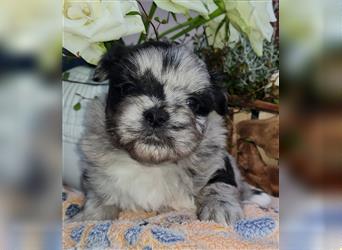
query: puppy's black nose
[{"left": 143, "top": 107, "right": 169, "bottom": 128}]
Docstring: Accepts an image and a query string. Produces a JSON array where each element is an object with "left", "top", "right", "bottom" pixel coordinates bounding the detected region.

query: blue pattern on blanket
[
  {"left": 124, "top": 225, "right": 143, "bottom": 246},
  {"left": 86, "top": 222, "right": 111, "bottom": 248},
  {"left": 234, "top": 217, "right": 275, "bottom": 240},
  {"left": 63, "top": 187, "right": 279, "bottom": 249},
  {"left": 151, "top": 227, "right": 185, "bottom": 243},
  {"left": 70, "top": 225, "right": 84, "bottom": 243}
]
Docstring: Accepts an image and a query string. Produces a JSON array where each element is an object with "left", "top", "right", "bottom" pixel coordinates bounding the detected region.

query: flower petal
[
  {"left": 90, "top": 15, "right": 145, "bottom": 42},
  {"left": 173, "top": 0, "right": 210, "bottom": 16},
  {"left": 63, "top": 32, "right": 105, "bottom": 65},
  {"left": 154, "top": 0, "right": 188, "bottom": 14},
  {"left": 63, "top": 0, "right": 145, "bottom": 63},
  {"left": 223, "top": 1, "right": 275, "bottom": 56}
]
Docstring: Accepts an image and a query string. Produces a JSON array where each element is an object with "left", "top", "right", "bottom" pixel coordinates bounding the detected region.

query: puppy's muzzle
[{"left": 143, "top": 107, "right": 170, "bottom": 128}]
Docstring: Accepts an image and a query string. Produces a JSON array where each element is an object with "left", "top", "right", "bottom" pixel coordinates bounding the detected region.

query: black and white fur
[{"left": 75, "top": 41, "right": 270, "bottom": 225}]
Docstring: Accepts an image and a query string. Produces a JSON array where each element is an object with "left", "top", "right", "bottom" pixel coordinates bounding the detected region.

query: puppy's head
[{"left": 96, "top": 41, "right": 227, "bottom": 164}]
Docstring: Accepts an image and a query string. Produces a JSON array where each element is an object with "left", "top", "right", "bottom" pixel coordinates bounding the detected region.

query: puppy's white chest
[{"left": 101, "top": 153, "right": 194, "bottom": 211}]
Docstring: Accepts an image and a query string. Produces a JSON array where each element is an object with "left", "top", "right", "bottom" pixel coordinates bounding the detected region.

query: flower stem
[
  {"left": 159, "top": 18, "right": 198, "bottom": 38},
  {"left": 159, "top": 8, "right": 224, "bottom": 40},
  {"left": 170, "top": 24, "right": 200, "bottom": 40},
  {"left": 138, "top": 2, "right": 157, "bottom": 44}
]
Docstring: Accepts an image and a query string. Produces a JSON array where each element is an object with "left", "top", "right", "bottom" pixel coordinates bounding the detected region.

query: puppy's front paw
[
  {"left": 196, "top": 183, "right": 244, "bottom": 226},
  {"left": 66, "top": 200, "right": 120, "bottom": 222},
  {"left": 197, "top": 201, "right": 243, "bottom": 226}
]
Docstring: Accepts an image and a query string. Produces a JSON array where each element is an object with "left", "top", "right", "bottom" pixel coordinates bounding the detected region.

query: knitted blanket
[{"left": 63, "top": 187, "right": 279, "bottom": 249}]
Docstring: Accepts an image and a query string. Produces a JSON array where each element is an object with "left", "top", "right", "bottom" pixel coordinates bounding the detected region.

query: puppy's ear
[
  {"left": 93, "top": 42, "right": 131, "bottom": 82},
  {"left": 210, "top": 72, "right": 229, "bottom": 116},
  {"left": 93, "top": 40, "right": 174, "bottom": 81}
]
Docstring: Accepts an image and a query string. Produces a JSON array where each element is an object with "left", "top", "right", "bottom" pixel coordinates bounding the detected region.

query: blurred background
[
  {"left": 0, "top": 0, "right": 61, "bottom": 249},
  {"left": 0, "top": 0, "right": 341, "bottom": 249},
  {"left": 281, "top": 0, "right": 342, "bottom": 249}
]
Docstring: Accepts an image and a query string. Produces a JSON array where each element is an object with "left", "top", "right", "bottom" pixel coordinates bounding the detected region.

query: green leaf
[
  {"left": 225, "top": 18, "right": 230, "bottom": 42},
  {"left": 154, "top": 16, "right": 167, "bottom": 24},
  {"left": 126, "top": 11, "right": 141, "bottom": 16},
  {"left": 73, "top": 102, "right": 81, "bottom": 111},
  {"left": 202, "top": 2, "right": 210, "bottom": 13},
  {"left": 62, "top": 72, "right": 70, "bottom": 81},
  {"left": 104, "top": 41, "right": 115, "bottom": 50},
  {"left": 160, "top": 8, "right": 224, "bottom": 40},
  {"left": 171, "top": 12, "right": 178, "bottom": 23},
  {"left": 213, "top": 17, "right": 226, "bottom": 45},
  {"left": 214, "top": 0, "right": 225, "bottom": 11}
]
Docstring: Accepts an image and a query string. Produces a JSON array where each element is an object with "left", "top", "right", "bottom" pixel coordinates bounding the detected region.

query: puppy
[{"left": 76, "top": 41, "right": 269, "bottom": 225}]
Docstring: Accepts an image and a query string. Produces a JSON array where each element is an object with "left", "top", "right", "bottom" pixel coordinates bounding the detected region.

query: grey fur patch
[{"left": 196, "top": 183, "right": 243, "bottom": 225}]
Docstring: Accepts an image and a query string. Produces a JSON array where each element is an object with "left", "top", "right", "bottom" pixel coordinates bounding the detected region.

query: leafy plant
[{"left": 195, "top": 34, "right": 279, "bottom": 103}]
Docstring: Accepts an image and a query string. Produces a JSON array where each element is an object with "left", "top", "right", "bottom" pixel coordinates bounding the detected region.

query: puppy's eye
[
  {"left": 186, "top": 97, "right": 200, "bottom": 112},
  {"left": 186, "top": 95, "right": 212, "bottom": 116}
]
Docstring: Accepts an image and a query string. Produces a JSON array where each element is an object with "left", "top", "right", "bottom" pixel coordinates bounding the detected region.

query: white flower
[
  {"left": 154, "top": 0, "right": 210, "bottom": 16},
  {"left": 63, "top": 0, "right": 145, "bottom": 65},
  {"left": 205, "top": 0, "right": 276, "bottom": 55},
  {"left": 223, "top": 0, "right": 276, "bottom": 56}
]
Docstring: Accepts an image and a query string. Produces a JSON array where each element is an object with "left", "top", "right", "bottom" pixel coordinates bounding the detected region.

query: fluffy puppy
[{"left": 76, "top": 41, "right": 269, "bottom": 225}]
